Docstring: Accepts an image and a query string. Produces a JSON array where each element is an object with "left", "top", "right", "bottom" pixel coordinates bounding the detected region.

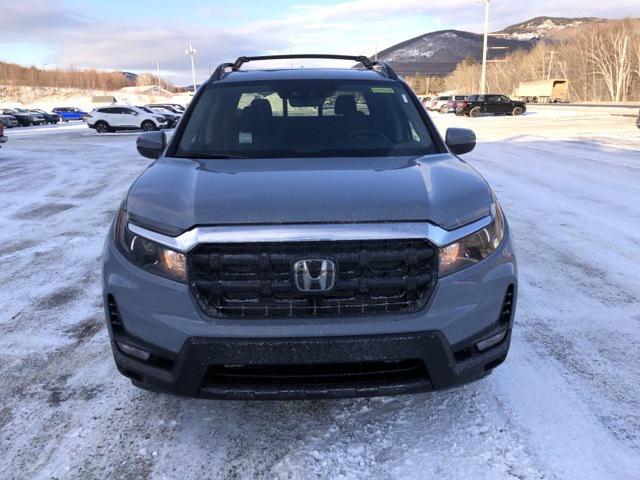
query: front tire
[
  {"left": 95, "top": 121, "right": 110, "bottom": 134},
  {"left": 141, "top": 120, "right": 156, "bottom": 132},
  {"left": 439, "top": 105, "right": 449, "bottom": 114},
  {"left": 469, "top": 107, "right": 481, "bottom": 118},
  {"left": 512, "top": 107, "right": 524, "bottom": 116}
]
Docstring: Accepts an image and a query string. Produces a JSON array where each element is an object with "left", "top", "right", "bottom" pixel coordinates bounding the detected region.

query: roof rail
[
  {"left": 208, "top": 54, "right": 399, "bottom": 82},
  {"left": 368, "top": 60, "right": 399, "bottom": 81}
]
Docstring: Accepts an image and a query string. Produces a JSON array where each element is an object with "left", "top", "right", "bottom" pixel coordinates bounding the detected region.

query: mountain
[
  {"left": 374, "top": 16, "right": 605, "bottom": 76},
  {"left": 496, "top": 16, "right": 604, "bottom": 41},
  {"left": 374, "top": 29, "right": 533, "bottom": 76}
]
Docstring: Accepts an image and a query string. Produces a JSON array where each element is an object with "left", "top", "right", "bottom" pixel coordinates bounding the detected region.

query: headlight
[
  {"left": 438, "top": 203, "right": 505, "bottom": 277},
  {"left": 114, "top": 208, "right": 187, "bottom": 283}
]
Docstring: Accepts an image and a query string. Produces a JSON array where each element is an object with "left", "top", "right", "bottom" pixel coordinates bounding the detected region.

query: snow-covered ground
[{"left": 0, "top": 107, "right": 639, "bottom": 479}]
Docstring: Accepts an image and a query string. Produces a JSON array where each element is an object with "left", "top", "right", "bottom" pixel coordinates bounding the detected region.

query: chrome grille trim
[{"left": 127, "top": 215, "right": 492, "bottom": 252}]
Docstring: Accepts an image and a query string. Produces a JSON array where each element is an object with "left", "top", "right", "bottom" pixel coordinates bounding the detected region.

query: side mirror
[
  {"left": 137, "top": 131, "right": 166, "bottom": 159},
  {"left": 445, "top": 128, "right": 476, "bottom": 155}
]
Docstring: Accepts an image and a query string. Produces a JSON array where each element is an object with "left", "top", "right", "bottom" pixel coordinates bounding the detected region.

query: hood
[{"left": 126, "top": 154, "right": 493, "bottom": 235}]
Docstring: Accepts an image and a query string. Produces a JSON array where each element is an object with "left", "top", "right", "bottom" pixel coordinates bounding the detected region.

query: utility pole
[
  {"left": 156, "top": 61, "right": 161, "bottom": 89},
  {"left": 480, "top": 0, "right": 490, "bottom": 94},
  {"left": 186, "top": 41, "right": 197, "bottom": 93}
]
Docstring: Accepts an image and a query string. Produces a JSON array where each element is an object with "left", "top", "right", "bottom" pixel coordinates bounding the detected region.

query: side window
[
  {"left": 500, "top": 96, "right": 510, "bottom": 103},
  {"left": 487, "top": 95, "right": 500, "bottom": 102}
]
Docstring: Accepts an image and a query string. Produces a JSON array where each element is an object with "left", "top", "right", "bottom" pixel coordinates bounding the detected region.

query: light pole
[
  {"left": 186, "top": 41, "right": 197, "bottom": 93},
  {"left": 480, "top": 0, "right": 490, "bottom": 94}
]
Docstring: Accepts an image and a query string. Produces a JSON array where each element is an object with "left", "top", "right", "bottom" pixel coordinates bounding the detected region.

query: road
[
  {"left": 530, "top": 102, "right": 640, "bottom": 109},
  {"left": 1, "top": 108, "right": 639, "bottom": 479}
]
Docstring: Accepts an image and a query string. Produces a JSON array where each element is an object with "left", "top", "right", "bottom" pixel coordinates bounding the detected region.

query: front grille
[
  {"left": 188, "top": 239, "right": 437, "bottom": 318},
  {"left": 204, "top": 360, "right": 428, "bottom": 388}
]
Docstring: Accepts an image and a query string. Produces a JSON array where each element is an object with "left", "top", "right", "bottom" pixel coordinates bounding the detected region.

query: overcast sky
[{"left": 1, "top": 0, "right": 638, "bottom": 85}]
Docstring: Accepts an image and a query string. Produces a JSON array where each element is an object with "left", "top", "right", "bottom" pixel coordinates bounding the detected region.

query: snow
[
  {"left": 1, "top": 106, "right": 640, "bottom": 479},
  {"left": 0, "top": 85, "right": 191, "bottom": 112}
]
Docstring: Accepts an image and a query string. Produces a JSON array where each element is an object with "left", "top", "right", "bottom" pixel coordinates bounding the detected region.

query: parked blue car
[{"left": 52, "top": 107, "right": 89, "bottom": 121}]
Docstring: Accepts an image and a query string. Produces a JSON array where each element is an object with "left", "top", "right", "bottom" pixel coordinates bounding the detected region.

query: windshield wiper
[{"left": 174, "top": 152, "right": 247, "bottom": 159}]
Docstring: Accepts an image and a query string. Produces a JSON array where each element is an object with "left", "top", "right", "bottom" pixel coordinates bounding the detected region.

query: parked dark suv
[
  {"left": 103, "top": 54, "right": 517, "bottom": 400},
  {"left": 457, "top": 94, "right": 526, "bottom": 117}
]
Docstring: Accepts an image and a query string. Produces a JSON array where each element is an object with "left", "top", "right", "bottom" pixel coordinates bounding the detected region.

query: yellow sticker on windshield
[{"left": 371, "top": 87, "right": 394, "bottom": 93}]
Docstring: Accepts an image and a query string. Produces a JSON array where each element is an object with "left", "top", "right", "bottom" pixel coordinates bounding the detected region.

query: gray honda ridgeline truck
[{"left": 103, "top": 54, "right": 517, "bottom": 400}]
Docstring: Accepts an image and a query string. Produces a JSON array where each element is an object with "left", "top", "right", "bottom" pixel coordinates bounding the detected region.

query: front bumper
[
  {"left": 112, "top": 330, "right": 511, "bottom": 400},
  {"left": 103, "top": 221, "right": 517, "bottom": 400}
]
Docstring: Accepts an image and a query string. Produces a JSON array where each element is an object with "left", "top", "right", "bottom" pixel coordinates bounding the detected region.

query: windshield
[{"left": 174, "top": 79, "right": 437, "bottom": 158}]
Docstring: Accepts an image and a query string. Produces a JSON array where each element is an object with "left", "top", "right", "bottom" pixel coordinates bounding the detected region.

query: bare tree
[
  {"left": 436, "top": 19, "right": 640, "bottom": 102},
  {"left": 0, "top": 61, "right": 175, "bottom": 91},
  {"left": 580, "top": 21, "right": 634, "bottom": 101}
]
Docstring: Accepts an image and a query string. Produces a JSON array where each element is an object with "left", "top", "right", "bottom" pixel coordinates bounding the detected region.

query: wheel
[
  {"left": 512, "top": 107, "right": 524, "bottom": 116},
  {"left": 439, "top": 105, "right": 449, "bottom": 114},
  {"left": 81, "top": 115, "right": 88, "bottom": 122},
  {"left": 141, "top": 120, "right": 156, "bottom": 132},
  {"left": 469, "top": 107, "right": 481, "bottom": 118},
  {"left": 95, "top": 121, "right": 110, "bottom": 134}
]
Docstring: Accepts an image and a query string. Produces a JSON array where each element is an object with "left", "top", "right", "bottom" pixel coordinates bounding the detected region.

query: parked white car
[
  {"left": 429, "top": 96, "right": 452, "bottom": 112},
  {"left": 87, "top": 106, "right": 168, "bottom": 133},
  {"left": 152, "top": 106, "right": 182, "bottom": 118}
]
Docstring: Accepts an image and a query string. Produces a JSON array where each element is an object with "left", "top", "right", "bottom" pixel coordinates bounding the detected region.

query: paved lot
[{"left": 1, "top": 109, "right": 639, "bottom": 479}]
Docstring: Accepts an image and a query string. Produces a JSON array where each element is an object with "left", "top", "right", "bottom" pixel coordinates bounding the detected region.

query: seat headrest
[
  {"left": 334, "top": 95, "right": 357, "bottom": 115},
  {"left": 250, "top": 98, "right": 272, "bottom": 119}
]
